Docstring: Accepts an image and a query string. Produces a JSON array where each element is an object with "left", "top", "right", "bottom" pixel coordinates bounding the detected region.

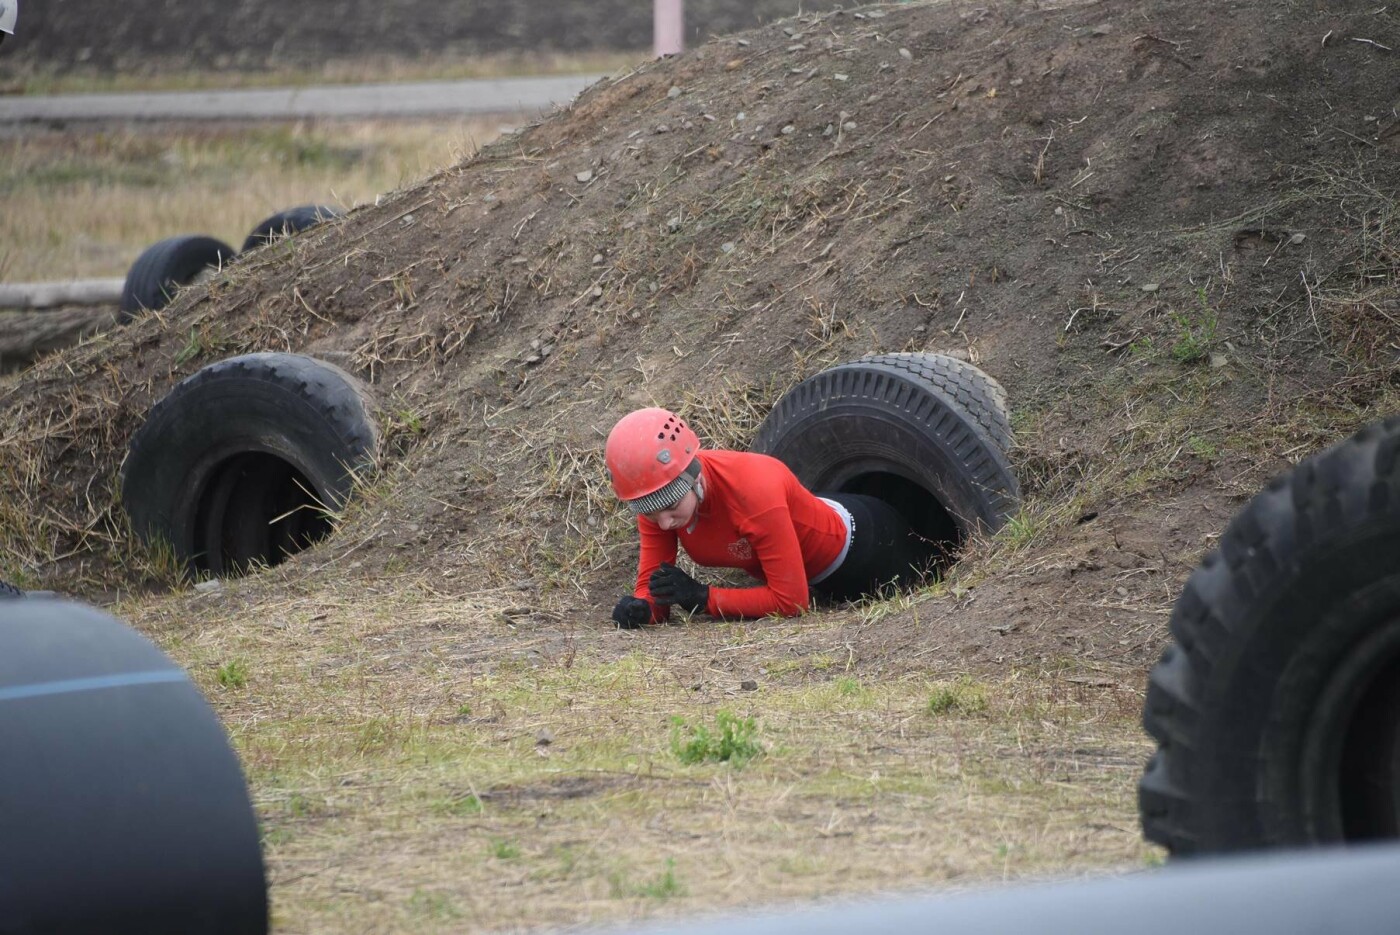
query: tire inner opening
[
  {"left": 1337, "top": 650, "right": 1400, "bottom": 840},
  {"left": 192, "top": 452, "right": 334, "bottom": 576},
  {"left": 840, "top": 470, "right": 962, "bottom": 576}
]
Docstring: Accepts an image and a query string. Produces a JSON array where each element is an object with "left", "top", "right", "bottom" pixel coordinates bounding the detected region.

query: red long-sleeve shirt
[{"left": 633, "top": 450, "right": 846, "bottom": 619}]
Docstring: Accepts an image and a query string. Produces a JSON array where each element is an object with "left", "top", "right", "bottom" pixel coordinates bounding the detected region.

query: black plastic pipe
[
  {"left": 603, "top": 843, "right": 1400, "bottom": 935},
  {"left": 0, "top": 600, "right": 267, "bottom": 935}
]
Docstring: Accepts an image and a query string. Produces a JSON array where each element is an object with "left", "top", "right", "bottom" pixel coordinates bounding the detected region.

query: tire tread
[{"left": 1140, "top": 415, "right": 1400, "bottom": 854}]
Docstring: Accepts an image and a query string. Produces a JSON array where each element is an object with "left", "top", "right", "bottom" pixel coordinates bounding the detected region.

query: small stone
[
  {"left": 834, "top": 73, "right": 850, "bottom": 81},
  {"left": 721, "top": 242, "right": 736, "bottom": 254},
  {"left": 736, "top": 39, "right": 750, "bottom": 47},
  {"left": 1054, "top": 206, "right": 1064, "bottom": 216},
  {"left": 536, "top": 729, "right": 555, "bottom": 746},
  {"left": 787, "top": 43, "right": 807, "bottom": 52},
  {"left": 667, "top": 215, "right": 683, "bottom": 232},
  {"left": 592, "top": 253, "right": 604, "bottom": 265},
  {"left": 736, "top": 111, "right": 747, "bottom": 121},
  {"left": 1141, "top": 283, "right": 1160, "bottom": 293},
  {"left": 740, "top": 679, "right": 759, "bottom": 691},
  {"left": 1010, "top": 77, "right": 1024, "bottom": 87},
  {"left": 843, "top": 121, "right": 857, "bottom": 131},
  {"left": 726, "top": 58, "right": 745, "bottom": 71},
  {"left": 668, "top": 85, "right": 682, "bottom": 98},
  {"left": 781, "top": 124, "right": 796, "bottom": 135},
  {"left": 1289, "top": 232, "right": 1307, "bottom": 245},
  {"left": 656, "top": 124, "right": 670, "bottom": 133},
  {"left": 1091, "top": 23, "right": 1112, "bottom": 35},
  {"left": 899, "top": 47, "right": 913, "bottom": 60},
  {"left": 1115, "top": 586, "right": 1129, "bottom": 597},
  {"left": 1210, "top": 353, "right": 1229, "bottom": 369},
  {"left": 589, "top": 285, "right": 604, "bottom": 299},
  {"left": 823, "top": 123, "right": 835, "bottom": 137},
  {"left": 575, "top": 169, "right": 593, "bottom": 183},
  {"left": 194, "top": 579, "right": 223, "bottom": 594}
]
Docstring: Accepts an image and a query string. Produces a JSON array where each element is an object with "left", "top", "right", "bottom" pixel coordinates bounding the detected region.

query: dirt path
[{"left": 0, "top": 74, "right": 603, "bottom": 122}]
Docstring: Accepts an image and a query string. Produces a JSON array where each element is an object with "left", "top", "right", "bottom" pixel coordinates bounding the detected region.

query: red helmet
[{"left": 605, "top": 407, "right": 701, "bottom": 512}]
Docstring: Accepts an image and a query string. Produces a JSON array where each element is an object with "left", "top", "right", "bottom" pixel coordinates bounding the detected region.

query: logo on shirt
[{"left": 727, "top": 537, "right": 754, "bottom": 560}]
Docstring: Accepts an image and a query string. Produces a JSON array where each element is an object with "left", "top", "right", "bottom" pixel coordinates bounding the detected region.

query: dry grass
[
  {"left": 0, "top": 119, "right": 509, "bottom": 281},
  {"left": 113, "top": 572, "right": 1156, "bottom": 935}
]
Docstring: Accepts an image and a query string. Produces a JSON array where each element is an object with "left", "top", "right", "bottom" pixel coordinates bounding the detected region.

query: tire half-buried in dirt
[
  {"left": 121, "top": 352, "right": 377, "bottom": 578},
  {"left": 752, "top": 352, "right": 1019, "bottom": 572},
  {"left": 1140, "top": 415, "right": 1400, "bottom": 854},
  {"left": 119, "top": 234, "right": 237, "bottom": 322},
  {"left": 240, "top": 204, "right": 343, "bottom": 253}
]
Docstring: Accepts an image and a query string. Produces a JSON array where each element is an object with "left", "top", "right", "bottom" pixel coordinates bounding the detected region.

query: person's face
[{"left": 644, "top": 489, "right": 699, "bottom": 531}]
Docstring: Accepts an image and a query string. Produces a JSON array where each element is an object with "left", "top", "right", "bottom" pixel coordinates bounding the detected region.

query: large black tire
[
  {"left": 121, "top": 352, "right": 378, "bottom": 577},
  {"left": 0, "top": 600, "right": 267, "bottom": 934},
  {"left": 240, "top": 204, "right": 343, "bottom": 253},
  {"left": 119, "top": 235, "right": 237, "bottom": 322},
  {"left": 1141, "top": 415, "right": 1400, "bottom": 854},
  {"left": 752, "top": 353, "right": 1020, "bottom": 553}
]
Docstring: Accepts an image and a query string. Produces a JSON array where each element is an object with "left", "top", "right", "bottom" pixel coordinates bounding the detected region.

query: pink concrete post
[{"left": 654, "top": 0, "right": 684, "bottom": 57}]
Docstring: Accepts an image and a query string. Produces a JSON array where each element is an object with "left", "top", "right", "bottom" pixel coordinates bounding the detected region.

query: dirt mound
[{"left": 3, "top": 0, "right": 1397, "bottom": 671}]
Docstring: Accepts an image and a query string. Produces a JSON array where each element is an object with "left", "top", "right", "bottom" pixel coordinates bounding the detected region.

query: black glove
[
  {"left": 612, "top": 595, "right": 651, "bottom": 629},
  {"left": 649, "top": 562, "right": 710, "bottom": 614}
]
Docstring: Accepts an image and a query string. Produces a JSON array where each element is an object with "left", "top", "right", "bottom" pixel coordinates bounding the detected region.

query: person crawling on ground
[{"left": 605, "top": 407, "right": 931, "bottom": 628}]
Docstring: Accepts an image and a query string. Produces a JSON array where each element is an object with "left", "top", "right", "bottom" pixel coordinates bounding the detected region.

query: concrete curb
[{"left": 0, "top": 74, "right": 605, "bottom": 122}]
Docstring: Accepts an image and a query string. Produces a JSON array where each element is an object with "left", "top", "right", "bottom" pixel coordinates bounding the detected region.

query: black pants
[{"left": 812, "top": 492, "right": 932, "bottom": 603}]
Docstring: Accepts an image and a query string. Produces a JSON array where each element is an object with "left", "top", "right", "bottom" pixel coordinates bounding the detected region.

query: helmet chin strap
[{"left": 686, "top": 473, "right": 705, "bottom": 534}]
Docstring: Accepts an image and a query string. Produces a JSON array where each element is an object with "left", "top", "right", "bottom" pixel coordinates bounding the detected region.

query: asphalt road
[{"left": 0, "top": 73, "right": 606, "bottom": 122}]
